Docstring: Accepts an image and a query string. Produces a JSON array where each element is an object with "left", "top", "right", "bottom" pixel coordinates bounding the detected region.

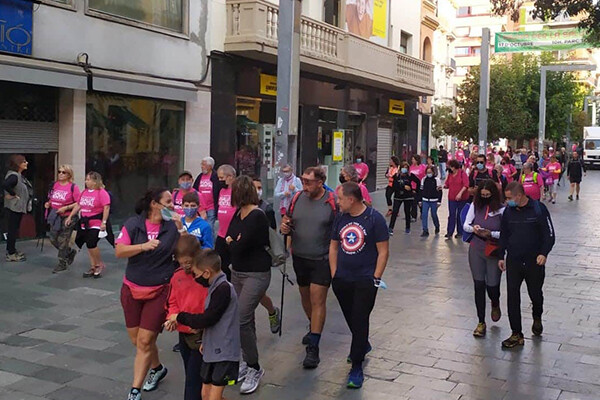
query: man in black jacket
[{"left": 498, "top": 182, "right": 555, "bottom": 349}]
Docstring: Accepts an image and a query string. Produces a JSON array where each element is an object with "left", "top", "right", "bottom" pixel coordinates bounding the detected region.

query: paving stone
[
  {"left": 32, "top": 367, "right": 81, "bottom": 385},
  {"left": 0, "top": 372, "right": 24, "bottom": 387},
  {"left": 18, "top": 330, "right": 79, "bottom": 345},
  {"left": 6, "top": 377, "right": 61, "bottom": 396}
]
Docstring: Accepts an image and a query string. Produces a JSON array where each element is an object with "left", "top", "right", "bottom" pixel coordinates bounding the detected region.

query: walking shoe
[
  {"left": 388, "top": 228, "right": 394, "bottom": 236},
  {"left": 501, "top": 332, "right": 524, "bottom": 349},
  {"left": 454, "top": 233, "right": 460, "bottom": 239},
  {"left": 347, "top": 342, "right": 372, "bottom": 363},
  {"left": 347, "top": 365, "right": 364, "bottom": 389},
  {"left": 5, "top": 253, "right": 25, "bottom": 262},
  {"left": 576, "top": 195, "right": 580, "bottom": 200},
  {"left": 552, "top": 199, "right": 556, "bottom": 204},
  {"left": 435, "top": 227, "right": 440, "bottom": 235},
  {"left": 444, "top": 234, "right": 452, "bottom": 240},
  {"left": 302, "top": 330, "right": 311, "bottom": 345},
  {"left": 172, "top": 343, "right": 180, "bottom": 352},
  {"left": 411, "top": 218, "right": 417, "bottom": 223},
  {"left": 239, "top": 367, "right": 264, "bottom": 394},
  {"left": 127, "top": 388, "right": 142, "bottom": 400},
  {"left": 303, "top": 344, "right": 320, "bottom": 369},
  {"left": 491, "top": 306, "right": 501, "bottom": 322},
  {"left": 472, "top": 322, "right": 486, "bottom": 338},
  {"left": 238, "top": 360, "right": 248, "bottom": 382},
  {"left": 82, "top": 268, "right": 95, "bottom": 278},
  {"left": 142, "top": 366, "right": 167, "bottom": 391},
  {"left": 532, "top": 318, "right": 543, "bottom": 336},
  {"left": 405, "top": 228, "right": 410, "bottom": 234},
  {"left": 568, "top": 195, "right": 573, "bottom": 201},
  {"left": 93, "top": 264, "right": 105, "bottom": 279},
  {"left": 269, "top": 307, "right": 281, "bottom": 334},
  {"left": 52, "top": 263, "right": 68, "bottom": 274},
  {"left": 420, "top": 230, "right": 429, "bottom": 237},
  {"left": 67, "top": 248, "right": 77, "bottom": 266}
]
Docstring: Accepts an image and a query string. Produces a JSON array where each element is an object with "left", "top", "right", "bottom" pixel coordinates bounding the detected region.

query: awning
[{"left": 0, "top": 54, "right": 87, "bottom": 90}]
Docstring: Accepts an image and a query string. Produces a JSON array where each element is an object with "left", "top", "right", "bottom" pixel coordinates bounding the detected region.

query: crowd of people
[{"left": 0, "top": 142, "right": 583, "bottom": 398}]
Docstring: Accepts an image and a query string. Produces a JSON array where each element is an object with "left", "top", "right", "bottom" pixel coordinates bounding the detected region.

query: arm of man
[
  {"left": 329, "top": 240, "right": 339, "bottom": 278},
  {"left": 177, "top": 282, "right": 230, "bottom": 329},
  {"left": 374, "top": 241, "right": 389, "bottom": 279},
  {"left": 538, "top": 203, "right": 555, "bottom": 261}
]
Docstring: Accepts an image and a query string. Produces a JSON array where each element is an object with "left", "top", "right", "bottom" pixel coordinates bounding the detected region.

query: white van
[{"left": 583, "top": 127, "right": 600, "bottom": 168}]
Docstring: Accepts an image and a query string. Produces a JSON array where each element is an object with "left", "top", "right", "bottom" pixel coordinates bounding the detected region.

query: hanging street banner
[{"left": 495, "top": 29, "right": 589, "bottom": 53}]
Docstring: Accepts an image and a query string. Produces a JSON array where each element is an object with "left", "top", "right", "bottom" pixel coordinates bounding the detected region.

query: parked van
[{"left": 583, "top": 126, "right": 600, "bottom": 168}]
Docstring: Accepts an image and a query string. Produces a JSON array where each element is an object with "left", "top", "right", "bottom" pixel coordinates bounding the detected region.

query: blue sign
[{"left": 0, "top": 0, "right": 33, "bottom": 56}]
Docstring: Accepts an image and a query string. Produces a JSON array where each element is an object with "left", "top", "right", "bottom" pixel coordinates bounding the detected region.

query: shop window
[
  {"left": 86, "top": 93, "right": 185, "bottom": 223},
  {"left": 0, "top": 82, "right": 57, "bottom": 122},
  {"left": 87, "top": 0, "right": 186, "bottom": 33}
]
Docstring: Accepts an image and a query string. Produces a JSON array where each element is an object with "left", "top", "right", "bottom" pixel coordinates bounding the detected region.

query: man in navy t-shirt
[{"left": 329, "top": 182, "right": 389, "bottom": 390}]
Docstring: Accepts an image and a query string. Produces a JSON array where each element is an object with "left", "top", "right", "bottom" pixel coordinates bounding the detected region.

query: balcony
[{"left": 224, "top": 0, "right": 434, "bottom": 96}]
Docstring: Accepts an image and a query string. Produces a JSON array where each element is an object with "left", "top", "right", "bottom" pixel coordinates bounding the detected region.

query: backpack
[
  {"left": 287, "top": 190, "right": 338, "bottom": 218},
  {"left": 459, "top": 203, "right": 473, "bottom": 243},
  {"left": 521, "top": 172, "right": 538, "bottom": 185}
]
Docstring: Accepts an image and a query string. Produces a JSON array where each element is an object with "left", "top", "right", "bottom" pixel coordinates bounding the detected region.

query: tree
[
  {"left": 431, "top": 105, "right": 456, "bottom": 138},
  {"left": 490, "top": 0, "right": 600, "bottom": 45}
]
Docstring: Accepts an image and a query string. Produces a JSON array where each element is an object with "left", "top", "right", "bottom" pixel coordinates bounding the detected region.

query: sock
[
  {"left": 248, "top": 363, "right": 260, "bottom": 371},
  {"left": 151, "top": 364, "right": 163, "bottom": 372},
  {"left": 308, "top": 332, "right": 321, "bottom": 347}
]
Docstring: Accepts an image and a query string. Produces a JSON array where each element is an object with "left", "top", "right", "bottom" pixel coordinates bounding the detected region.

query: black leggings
[
  {"left": 6, "top": 209, "right": 23, "bottom": 255},
  {"left": 385, "top": 186, "right": 394, "bottom": 207},
  {"left": 389, "top": 199, "right": 412, "bottom": 231}
]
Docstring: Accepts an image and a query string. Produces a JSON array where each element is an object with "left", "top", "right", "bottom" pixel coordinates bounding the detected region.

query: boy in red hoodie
[{"left": 168, "top": 235, "right": 209, "bottom": 400}]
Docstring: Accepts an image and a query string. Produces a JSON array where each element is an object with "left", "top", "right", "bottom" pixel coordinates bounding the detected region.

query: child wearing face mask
[
  {"left": 418, "top": 167, "right": 443, "bottom": 237},
  {"left": 174, "top": 171, "right": 206, "bottom": 218},
  {"left": 181, "top": 192, "right": 214, "bottom": 249},
  {"left": 167, "top": 249, "right": 241, "bottom": 400}
]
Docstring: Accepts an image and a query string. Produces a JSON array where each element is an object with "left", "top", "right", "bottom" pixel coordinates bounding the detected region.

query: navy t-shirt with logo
[{"left": 331, "top": 207, "right": 389, "bottom": 281}]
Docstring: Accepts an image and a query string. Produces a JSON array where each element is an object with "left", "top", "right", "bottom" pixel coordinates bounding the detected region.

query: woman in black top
[
  {"left": 225, "top": 175, "right": 271, "bottom": 395},
  {"left": 388, "top": 161, "right": 420, "bottom": 235},
  {"left": 3, "top": 154, "right": 32, "bottom": 262}
]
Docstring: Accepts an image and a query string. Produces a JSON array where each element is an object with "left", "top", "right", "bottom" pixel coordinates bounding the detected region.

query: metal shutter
[
  {"left": 376, "top": 127, "right": 392, "bottom": 190},
  {"left": 0, "top": 120, "right": 58, "bottom": 153}
]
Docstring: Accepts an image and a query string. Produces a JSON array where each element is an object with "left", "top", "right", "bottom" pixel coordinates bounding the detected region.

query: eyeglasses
[{"left": 301, "top": 178, "right": 319, "bottom": 185}]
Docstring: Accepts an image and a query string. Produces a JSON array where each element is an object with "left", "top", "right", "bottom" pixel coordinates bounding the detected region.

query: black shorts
[
  {"left": 292, "top": 256, "right": 331, "bottom": 287},
  {"left": 200, "top": 361, "right": 239, "bottom": 386},
  {"left": 75, "top": 228, "right": 100, "bottom": 249}
]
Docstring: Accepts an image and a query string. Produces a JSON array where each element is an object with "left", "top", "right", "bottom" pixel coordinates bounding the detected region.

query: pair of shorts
[
  {"left": 120, "top": 284, "right": 169, "bottom": 332},
  {"left": 200, "top": 361, "right": 239, "bottom": 386},
  {"left": 292, "top": 256, "right": 331, "bottom": 287},
  {"left": 75, "top": 228, "right": 100, "bottom": 249}
]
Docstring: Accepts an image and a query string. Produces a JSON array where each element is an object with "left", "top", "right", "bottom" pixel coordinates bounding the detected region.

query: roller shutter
[{"left": 376, "top": 127, "right": 392, "bottom": 190}]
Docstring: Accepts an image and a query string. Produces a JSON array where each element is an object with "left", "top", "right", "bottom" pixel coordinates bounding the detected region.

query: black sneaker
[
  {"left": 302, "top": 331, "right": 311, "bottom": 345},
  {"left": 532, "top": 318, "right": 543, "bottom": 336},
  {"left": 303, "top": 344, "right": 320, "bottom": 369},
  {"left": 388, "top": 228, "right": 394, "bottom": 236},
  {"left": 435, "top": 227, "right": 440, "bottom": 235},
  {"left": 568, "top": 195, "right": 573, "bottom": 201},
  {"left": 52, "top": 263, "right": 68, "bottom": 274},
  {"left": 576, "top": 195, "right": 580, "bottom": 200},
  {"left": 501, "top": 332, "right": 524, "bottom": 349},
  {"left": 454, "top": 233, "right": 460, "bottom": 239},
  {"left": 444, "top": 234, "right": 452, "bottom": 240},
  {"left": 420, "top": 231, "right": 429, "bottom": 237}
]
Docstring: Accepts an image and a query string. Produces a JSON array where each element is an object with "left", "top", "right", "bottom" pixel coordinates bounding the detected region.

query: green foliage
[
  {"left": 451, "top": 53, "right": 589, "bottom": 143},
  {"left": 431, "top": 105, "right": 456, "bottom": 138}
]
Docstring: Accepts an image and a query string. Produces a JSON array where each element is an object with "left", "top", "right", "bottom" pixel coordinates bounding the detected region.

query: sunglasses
[
  {"left": 301, "top": 178, "right": 319, "bottom": 184},
  {"left": 58, "top": 170, "right": 67, "bottom": 174}
]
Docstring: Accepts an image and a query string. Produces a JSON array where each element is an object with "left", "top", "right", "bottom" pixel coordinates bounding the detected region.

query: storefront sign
[
  {"left": 0, "top": 0, "right": 33, "bottom": 56},
  {"left": 389, "top": 99, "right": 405, "bottom": 115},
  {"left": 495, "top": 29, "right": 588, "bottom": 53},
  {"left": 333, "top": 131, "right": 344, "bottom": 162},
  {"left": 260, "top": 74, "right": 277, "bottom": 96}
]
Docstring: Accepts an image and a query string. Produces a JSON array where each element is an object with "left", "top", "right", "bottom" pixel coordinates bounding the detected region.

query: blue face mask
[
  {"left": 184, "top": 207, "right": 198, "bottom": 218},
  {"left": 476, "top": 162, "right": 485, "bottom": 170},
  {"left": 179, "top": 181, "right": 192, "bottom": 190},
  {"left": 401, "top": 168, "right": 408, "bottom": 174},
  {"left": 427, "top": 173, "right": 433, "bottom": 178},
  {"left": 161, "top": 207, "right": 174, "bottom": 221},
  {"left": 507, "top": 200, "right": 518, "bottom": 208}
]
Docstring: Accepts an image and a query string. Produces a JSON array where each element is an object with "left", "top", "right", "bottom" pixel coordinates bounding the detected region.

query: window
[
  {"left": 87, "top": 0, "right": 186, "bottom": 33},
  {"left": 400, "top": 32, "right": 411, "bottom": 54},
  {"left": 455, "top": 47, "right": 470, "bottom": 56},
  {"left": 41, "top": 0, "right": 76, "bottom": 10},
  {"left": 585, "top": 140, "right": 600, "bottom": 150},
  {"left": 455, "top": 27, "right": 470, "bottom": 37},
  {"left": 323, "top": 0, "right": 341, "bottom": 27},
  {"left": 471, "top": 46, "right": 481, "bottom": 56},
  {"left": 470, "top": 5, "right": 490, "bottom": 15},
  {"left": 457, "top": 6, "right": 470, "bottom": 16}
]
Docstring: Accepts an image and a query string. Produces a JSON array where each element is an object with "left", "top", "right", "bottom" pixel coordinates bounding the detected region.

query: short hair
[
  {"left": 390, "top": 156, "right": 400, "bottom": 166},
  {"left": 252, "top": 176, "right": 262, "bottom": 183},
  {"left": 58, "top": 164, "right": 74, "bottom": 182},
  {"left": 522, "top": 162, "right": 533, "bottom": 171},
  {"left": 182, "top": 191, "right": 200, "bottom": 204},
  {"left": 426, "top": 165, "right": 437, "bottom": 176},
  {"left": 217, "top": 164, "right": 236, "bottom": 177},
  {"left": 175, "top": 235, "right": 202, "bottom": 259},
  {"left": 202, "top": 156, "right": 215, "bottom": 167},
  {"left": 7, "top": 154, "right": 25, "bottom": 172},
  {"left": 231, "top": 175, "right": 259, "bottom": 207},
  {"left": 341, "top": 165, "right": 359, "bottom": 182},
  {"left": 86, "top": 171, "right": 104, "bottom": 189},
  {"left": 340, "top": 181, "right": 363, "bottom": 202},
  {"left": 476, "top": 154, "right": 486, "bottom": 161},
  {"left": 196, "top": 249, "right": 222, "bottom": 272},
  {"left": 447, "top": 159, "right": 460, "bottom": 169},
  {"left": 506, "top": 181, "right": 525, "bottom": 195},
  {"left": 439, "top": 145, "right": 444, "bottom": 149},
  {"left": 303, "top": 166, "right": 326, "bottom": 183}
]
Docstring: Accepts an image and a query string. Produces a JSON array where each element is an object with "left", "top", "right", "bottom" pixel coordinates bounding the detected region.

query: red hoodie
[{"left": 167, "top": 268, "right": 209, "bottom": 334}]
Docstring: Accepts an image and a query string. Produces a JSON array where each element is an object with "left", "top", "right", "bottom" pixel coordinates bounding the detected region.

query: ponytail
[{"left": 135, "top": 188, "right": 168, "bottom": 215}]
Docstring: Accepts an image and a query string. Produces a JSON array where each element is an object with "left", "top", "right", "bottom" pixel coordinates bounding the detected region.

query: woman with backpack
[
  {"left": 3, "top": 154, "right": 32, "bottom": 262},
  {"left": 419, "top": 166, "right": 442, "bottom": 237},
  {"left": 45, "top": 164, "right": 81, "bottom": 273},
  {"left": 520, "top": 163, "right": 543, "bottom": 201},
  {"left": 388, "top": 161, "right": 420, "bottom": 235},
  {"left": 462, "top": 180, "right": 505, "bottom": 338}
]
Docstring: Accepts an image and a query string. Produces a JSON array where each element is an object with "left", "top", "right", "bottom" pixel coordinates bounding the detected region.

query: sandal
[
  {"left": 82, "top": 268, "right": 95, "bottom": 278},
  {"left": 93, "top": 264, "right": 105, "bottom": 279}
]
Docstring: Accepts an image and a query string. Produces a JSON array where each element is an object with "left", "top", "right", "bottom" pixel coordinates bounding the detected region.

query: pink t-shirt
[
  {"left": 79, "top": 189, "right": 110, "bottom": 229},
  {"left": 49, "top": 182, "right": 81, "bottom": 214},
  {"left": 522, "top": 173, "right": 543, "bottom": 200},
  {"left": 353, "top": 162, "right": 369, "bottom": 181},
  {"left": 173, "top": 188, "right": 199, "bottom": 216},
  {"left": 116, "top": 220, "right": 161, "bottom": 245},
  {"left": 546, "top": 162, "right": 562, "bottom": 180},
  {"left": 445, "top": 170, "right": 469, "bottom": 201},
  {"left": 486, "top": 163, "right": 495, "bottom": 175},
  {"left": 360, "top": 183, "right": 372, "bottom": 204},
  {"left": 197, "top": 174, "right": 215, "bottom": 211},
  {"left": 455, "top": 150, "right": 465, "bottom": 162},
  {"left": 501, "top": 164, "right": 516, "bottom": 183},
  {"left": 217, "top": 187, "right": 236, "bottom": 238},
  {"left": 409, "top": 164, "right": 426, "bottom": 190}
]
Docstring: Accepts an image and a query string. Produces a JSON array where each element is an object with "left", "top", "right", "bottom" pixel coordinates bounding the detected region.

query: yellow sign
[
  {"left": 389, "top": 99, "right": 405, "bottom": 115},
  {"left": 260, "top": 74, "right": 277, "bottom": 96},
  {"left": 372, "top": 0, "right": 387, "bottom": 39},
  {"left": 333, "top": 131, "right": 344, "bottom": 162}
]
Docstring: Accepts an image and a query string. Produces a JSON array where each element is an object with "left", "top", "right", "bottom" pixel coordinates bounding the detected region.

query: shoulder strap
[
  {"left": 71, "top": 183, "right": 75, "bottom": 194},
  {"left": 326, "top": 191, "right": 338, "bottom": 215},
  {"left": 287, "top": 191, "right": 303, "bottom": 217},
  {"left": 532, "top": 172, "right": 538, "bottom": 184}
]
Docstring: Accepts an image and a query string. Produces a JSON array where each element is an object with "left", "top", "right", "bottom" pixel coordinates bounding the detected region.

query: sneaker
[
  {"left": 454, "top": 233, "right": 460, "bottom": 239},
  {"left": 576, "top": 195, "right": 580, "bottom": 200},
  {"left": 435, "top": 227, "right": 440, "bottom": 235},
  {"left": 444, "top": 234, "right": 452, "bottom": 240},
  {"left": 239, "top": 367, "right": 264, "bottom": 394},
  {"left": 5, "top": 253, "right": 25, "bottom": 262},
  {"left": 552, "top": 200, "right": 556, "bottom": 204},
  {"left": 347, "top": 342, "right": 372, "bottom": 363},
  {"left": 501, "top": 332, "right": 524, "bottom": 349},
  {"left": 82, "top": 268, "right": 95, "bottom": 278},
  {"left": 52, "top": 263, "right": 68, "bottom": 274},
  {"left": 388, "top": 228, "right": 394, "bottom": 236},
  {"left": 172, "top": 343, "right": 180, "bottom": 352},
  {"left": 127, "top": 389, "right": 142, "bottom": 400},
  {"left": 93, "top": 264, "right": 105, "bottom": 279},
  {"left": 238, "top": 360, "right": 248, "bottom": 382},
  {"left": 301, "top": 330, "right": 311, "bottom": 345},
  {"left": 568, "top": 195, "right": 573, "bottom": 201},
  {"left": 420, "top": 231, "right": 429, "bottom": 237},
  {"left": 303, "top": 344, "right": 320, "bottom": 369},
  {"left": 491, "top": 306, "right": 501, "bottom": 322},
  {"left": 532, "top": 318, "right": 543, "bottom": 336},
  {"left": 142, "top": 366, "right": 168, "bottom": 391},
  {"left": 473, "top": 322, "right": 486, "bottom": 337},
  {"left": 405, "top": 228, "right": 410, "bottom": 234},
  {"left": 67, "top": 248, "right": 77, "bottom": 266},
  {"left": 269, "top": 307, "right": 281, "bottom": 334},
  {"left": 347, "top": 365, "right": 364, "bottom": 389},
  {"left": 411, "top": 218, "right": 417, "bottom": 223}
]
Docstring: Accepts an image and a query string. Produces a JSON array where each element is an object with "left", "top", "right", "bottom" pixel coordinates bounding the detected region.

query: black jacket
[
  {"left": 392, "top": 173, "right": 420, "bottom": 200},
  {"left": 567, "top": 159, "right": 585, "bottom": 181},
  {"left": 419, "top": 176, "right": 443, "bottom": 202},
  {"left": 193, "top": 171, "right": 220, "bottom": 212},
  {"left": 499, "top": 199, "right": 555, "bottom": 260}
]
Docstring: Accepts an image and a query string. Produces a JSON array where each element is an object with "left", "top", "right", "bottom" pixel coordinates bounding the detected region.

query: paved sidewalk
[{"left": 0, "top": 173, "right": 599, "bottom": 400}]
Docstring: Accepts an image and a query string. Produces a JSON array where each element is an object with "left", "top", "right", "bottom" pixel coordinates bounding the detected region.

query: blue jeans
[
  {"left": 205, "top": 209, "right": 217, "bottom": 242},
  {"left": 439, "top": 162, "right": 447, "bottom": 180},
  {"left": 421, "top": 201, "right": 440, "bottom": 232},
  {"left": 447, "top": 200, "right": 467, "bottom": 236}
]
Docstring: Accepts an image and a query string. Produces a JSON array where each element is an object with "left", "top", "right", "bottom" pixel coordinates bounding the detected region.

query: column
[
  {"left": 58, "top": 89, "right": 86, "bottom": 189},
  {"left": 184, "top": 88, "right": 211, "bottom": 176}
]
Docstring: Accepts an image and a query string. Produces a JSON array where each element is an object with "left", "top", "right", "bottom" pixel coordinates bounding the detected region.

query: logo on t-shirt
[
  {"left": 340, "top": 222, "right": 366, "bottom": 255},
  {"left": 199, "top": 178, "right": 213, "bottom": 193},
  {"left": 219, "top": 194, "right": 231, "bottom": 208},
  {"left": 80, "top": 196, "right": 95, "bottom": 208},
  {"left": 52, "top": 190, "right": 69, "bottom": 201}
]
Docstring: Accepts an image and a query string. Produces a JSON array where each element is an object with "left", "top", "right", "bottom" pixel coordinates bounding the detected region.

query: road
[{"left": 0, "top": 172, "right": 599, "bottom": 400}]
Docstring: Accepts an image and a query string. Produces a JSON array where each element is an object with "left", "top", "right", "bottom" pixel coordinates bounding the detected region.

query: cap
[{"left": 179, "top": 171, "right": 193, "bottom": 179}]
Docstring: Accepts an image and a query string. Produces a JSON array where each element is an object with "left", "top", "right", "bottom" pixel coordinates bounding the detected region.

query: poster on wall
[
  {"left": 345, "top": 0, "right": 388, "bottom": 45},
  {"left": 333, "top": 131, "right": 344, "bottom": 162}
]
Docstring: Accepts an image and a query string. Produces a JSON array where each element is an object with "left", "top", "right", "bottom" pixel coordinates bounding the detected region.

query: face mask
[
  {"left": 401, "top": 168, "right": 408, "bottom": 174},
  {"left": 507, "top": 200, "right": 518, "bottom": 208},
  {"left": 219, "top": 179, "right": 227, "bottom": 188},
  {"left": 427, "top": 173, "right": 433, "bottom": 178},
  {"left": 480, "top": 196, "right": 491, "bottom": 204},
  {"left": 257, "top": 189, "right": 263, "bottom": 199},
  {"left": 356, "top": 158, "right": 362, "bottom": 163},
  {"left": 195, "top": 275, "right": 210, "bottom": 287},
  {"left": 161, "top": 207, "right": 174, "bottom": 221},
  {"left": 183, "top": 207, "right": 198, "bottom": 218},
  {"left": 339, "top": 174, "right": 347, "bottom": 184},
  {"left": 284, "top": 172, "right": 292, "bottom": 179},
  {"left": 179, "top": 181, "right": 192, "bottom": 190},
  {"left": 476, "top": 162, "right": 485, "bottom": 170},
  {"left": 447, "top": 168, "right": 453, "bottom": 174}
]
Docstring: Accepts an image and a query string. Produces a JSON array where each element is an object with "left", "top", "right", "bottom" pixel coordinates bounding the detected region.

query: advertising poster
[{"left": 345, "top": 0, "right": 388, "bottom": 45}]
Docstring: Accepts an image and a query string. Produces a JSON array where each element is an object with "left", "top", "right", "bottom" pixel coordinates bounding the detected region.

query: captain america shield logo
[{"left": 340, "top": 223, "right": 366, "bottom": 255}]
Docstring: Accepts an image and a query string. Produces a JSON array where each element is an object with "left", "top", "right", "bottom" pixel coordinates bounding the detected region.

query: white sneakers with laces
[{"left": 240, "top": 367, "right": 264, "bottom": 394}]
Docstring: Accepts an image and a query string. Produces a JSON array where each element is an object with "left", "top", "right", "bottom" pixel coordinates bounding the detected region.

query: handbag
[{"left": 484, "top": 239, "right": 501, "bottom": 259}]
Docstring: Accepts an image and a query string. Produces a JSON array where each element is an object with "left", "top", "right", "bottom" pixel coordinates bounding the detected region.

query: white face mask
[{"left": 257, "top": 189, "right": 263, "bottom": 199}]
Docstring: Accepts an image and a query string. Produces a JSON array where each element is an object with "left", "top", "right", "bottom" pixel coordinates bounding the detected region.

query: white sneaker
[
  {"left": 239, "top": 367, "right": 264, "bottom": 394},
  {"left": 238, "top": 360, "right": 248, "bottom": 382}
]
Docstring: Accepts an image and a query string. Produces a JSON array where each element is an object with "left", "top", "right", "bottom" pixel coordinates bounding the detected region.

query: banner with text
[{"left": 495, "top": 29, "right": 589, "bottom": 53}]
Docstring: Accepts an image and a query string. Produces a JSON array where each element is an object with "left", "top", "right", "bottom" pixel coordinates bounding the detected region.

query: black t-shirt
[
  {"left": 469, "top": 168, "right": 499, "bottom": 188},
  {"left": 226, "top": 208, "right": 271, "bottom": 273},
  {"left": 439, "top": 150, "right": 448, "bottom": 163}
]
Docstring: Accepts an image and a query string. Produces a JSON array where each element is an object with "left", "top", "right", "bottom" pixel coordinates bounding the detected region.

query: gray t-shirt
[{"left": 290, "top": 191, "right": 336, "bottom": 260}]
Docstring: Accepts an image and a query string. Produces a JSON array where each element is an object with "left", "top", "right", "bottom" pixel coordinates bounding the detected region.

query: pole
[
  {"left": 478, "top": 28, "right": 490, "bottom": 153},
  {"left": 274, "top": 0, "right": 301, "bottom": 184},
  {"left": 538, "top": 68, "right": 547, "bottom": 153}
]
